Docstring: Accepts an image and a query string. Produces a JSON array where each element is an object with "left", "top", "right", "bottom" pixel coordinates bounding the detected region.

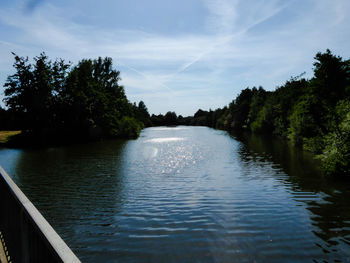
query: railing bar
[{"left": 0, "top": 166, "right": 81, "bottom": 263}]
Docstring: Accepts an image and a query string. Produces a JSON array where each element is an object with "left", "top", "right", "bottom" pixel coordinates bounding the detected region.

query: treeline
[
  {"left": 153, "top": 50, "right": 350, "bottom": 176},
  {"left": 149, "top": 108, "right": 227, "bottom": 127},
  {"left": 0, "top": 53, "right": 151, "bottom": 144},
  {"left": 1, "top": 50, "right": 349, "bottom": 175}
]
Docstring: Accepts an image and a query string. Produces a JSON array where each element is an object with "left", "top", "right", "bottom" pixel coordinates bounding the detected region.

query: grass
[{"left": 0, "top": 131, "right": 22, "bottom": 143}]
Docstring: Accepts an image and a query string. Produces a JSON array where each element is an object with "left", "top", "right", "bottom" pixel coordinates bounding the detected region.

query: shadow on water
[
  {"left": 233, "top": 132, "right": 350, "bottom": 260},
  {"left": 1, "top": 127, "right": 350, "bottom": 262},
  {"left": 6, "top": 139, "right": 128, "bottom": 255}
]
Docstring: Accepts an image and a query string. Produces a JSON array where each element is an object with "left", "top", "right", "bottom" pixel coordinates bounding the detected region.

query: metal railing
[{"left": 0, "top": 166, "right": 81, "bottom": 263}]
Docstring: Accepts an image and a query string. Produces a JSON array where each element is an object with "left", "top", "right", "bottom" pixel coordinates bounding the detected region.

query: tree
[
  {"left": 135, "top": 101, "right": 152, "bottom": 127},
  {"left": 3, "top": 53, "right": 67, "bottom": 131},
  {"left": 272, "top": 78, "right": 307, "bottom": 136},
  {"left": 4, "top": 53, "right": 34, "bottom": 129},
  {"left": 164, "top": 111, "right": 177, "bottom": 125},
  {"left": 311, "top": 49, "right": 350, "bottom": 105},
  {"left": 2, "top": 53, "right": 146, "bottom": 141},
  {"left": 319, "top": 99, "right": 350, "bottom": 175},
  {"left": 229, "top": 88, "right": 254, "bottom": 130},
  {"left": 247, "top": 87, "right": 266, "bottom": 125}
]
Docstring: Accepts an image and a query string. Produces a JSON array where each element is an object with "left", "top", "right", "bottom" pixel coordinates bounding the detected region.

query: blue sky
[{"left": 1, "top": 0, "right": 350, "bottom": 115}]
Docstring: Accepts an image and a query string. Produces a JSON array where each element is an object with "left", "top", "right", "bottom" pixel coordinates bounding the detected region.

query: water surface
[{"left": 0, "top": 126, "right": 349, "bottom": 262}]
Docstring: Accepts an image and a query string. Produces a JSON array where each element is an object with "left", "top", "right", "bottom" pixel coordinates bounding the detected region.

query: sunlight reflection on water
[
  {"left": 144, "top": 137, "right": 185, "bottom": 143},
  {"left": 148, "top": 127, "right": 190, "bottom": 131},
  {"left": 1, "top": 127, "right": 349, "bottom": 263},
  {"left": 142, "top": 146, "right": 159, "bottom": 159}
]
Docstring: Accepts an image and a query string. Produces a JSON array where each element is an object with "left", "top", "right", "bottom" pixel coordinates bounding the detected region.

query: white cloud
[
  {"left": 0, "top": 0, "right": 350, "bottom": 115},
  {"left": 204, "top": 0, "right": 239, "bottom": 33}
]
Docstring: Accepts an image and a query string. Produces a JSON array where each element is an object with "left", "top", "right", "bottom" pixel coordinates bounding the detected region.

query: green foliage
[
  {"left": 302, "top": 136, "right": 325, "bottom": 154},
  {"left": 3, "top": 53, "right": 66, "bottom": 130},
  {"left": 2, "top": 53, "right": 150, "bottom": 142},
  {"left": 318, "top": 100, "right": 350, "bottom": 176},
  {"left": 164, "top": 111, "right": 177, "bottom": 125},
  {"left": 230, "top": 88, "right": 254, "bottom": 130},
  {"left": 3, "top": 50, "right": 350, "bottom": 176},
  {"left": 311, "top": 49, "right": 350, "bottom": 104},
  {"left": 134, "top": 101, "right": 152, "bottom": 127},
  {"left": 248, "top": 87, "right": 267, "bottom": 126},
  {"left": 250, "top": 103, "right": 274, "bottom": 133},
  {"left": 150, "top": 114, "right": 165, "bottom": 126},
  {"left": 116, "top": 116, "right": 143, "bottom": 139},
  {"left": 272, "top": 78, "right": 307, "bottom": 135},
  {"left": 287, "top": 97, "right": 320, "bottom": 146},
  {"left": 188, "top": 49, "right": 350, "bottom": 177}
]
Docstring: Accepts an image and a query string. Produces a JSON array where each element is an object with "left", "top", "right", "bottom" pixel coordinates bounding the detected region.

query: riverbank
[
  {"left": 0, "top": 130, "right": 91, "bottom": 148},
  {"left": 0, "top": 131, "right": 21, "bottom": 144},
  {"left": 0, "top": 128, "right": 139, "bottom": 149}
]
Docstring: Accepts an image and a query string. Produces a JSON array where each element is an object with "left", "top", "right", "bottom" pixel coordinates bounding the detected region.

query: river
[{"left": 0, "top": 126, "right": 349, "bottom": 262}]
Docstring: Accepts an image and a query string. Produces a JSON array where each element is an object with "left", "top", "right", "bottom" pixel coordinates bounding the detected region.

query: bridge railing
[{"left": 0, "top": 166, "right": 81, "bottom": 263}]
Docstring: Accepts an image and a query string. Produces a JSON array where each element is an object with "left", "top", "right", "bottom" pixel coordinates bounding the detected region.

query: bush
[
  {"left": 250, "top": 104, "right": 274, "bottom": 134},
  {"left": 116, "top": 117, "right": 143, "bottom": 139},
  {"left": 287, "top": 98, "right": 320, "bottom": 145},
  {"left": 318, "top": 100, "right": 350, "bottom": 176}
]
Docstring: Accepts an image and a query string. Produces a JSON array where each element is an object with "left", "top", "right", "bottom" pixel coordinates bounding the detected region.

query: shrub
[
  {"left": 318, "top": 100, "right": 350, "bottom": 176},
  {"left": 116, "top": 116, "right": 143, "bottom": 139}
]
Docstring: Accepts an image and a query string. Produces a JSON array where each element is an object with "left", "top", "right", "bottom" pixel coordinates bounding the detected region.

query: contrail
[
  {"left": 118, "top": 61, "right": 175, "bottom": 94},
  {"left": 167, "top": 34, "right": 233, "bottom": 81},
  {"left": 168, "top": 1, "right": 290, "bottom": 80}
]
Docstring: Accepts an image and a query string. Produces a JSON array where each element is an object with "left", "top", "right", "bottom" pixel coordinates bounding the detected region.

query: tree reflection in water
[{"left": 235, "top": 132, "right": 350, "bottom": 261}]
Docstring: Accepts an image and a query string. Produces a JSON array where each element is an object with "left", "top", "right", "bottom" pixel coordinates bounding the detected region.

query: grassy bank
[{"left": 0, "top": 131, "right": 21, "bottom": 144}]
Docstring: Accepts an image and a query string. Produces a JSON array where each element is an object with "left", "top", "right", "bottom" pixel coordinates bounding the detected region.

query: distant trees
[
  {"left": 150, "top": 111, "right": 178, "bottom": 126},
  {"left": 2, "top": 50, "right": 350, "bottom": 175},
  {"left": 151, "top": 49, "right": 350, "bottom": 176},
  {"left": 149, "top": 109, "right": 227, "bottom": 127},
  {"left": 183, "top": 49, "right": 350, "bottom": 176},
  {"left": 134, "top": 101, "right": 152, "bottom": 127},
  {"left": 2, "top": 53, "right": 151, "bottom": 142}
]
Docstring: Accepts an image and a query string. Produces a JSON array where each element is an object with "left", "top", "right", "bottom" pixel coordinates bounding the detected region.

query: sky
[{"left": 0, "top": 0, "right": 350, "bottom": 116}]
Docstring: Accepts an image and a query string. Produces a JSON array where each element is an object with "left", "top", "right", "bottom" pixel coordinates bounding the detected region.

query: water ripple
[{"left": 1, "top": 127, "right": 350, "bottom": 262}]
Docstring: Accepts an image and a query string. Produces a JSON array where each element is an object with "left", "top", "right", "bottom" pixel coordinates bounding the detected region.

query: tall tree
[{"left": 3, "top": 53, "right": 146, "bottom": 140}]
